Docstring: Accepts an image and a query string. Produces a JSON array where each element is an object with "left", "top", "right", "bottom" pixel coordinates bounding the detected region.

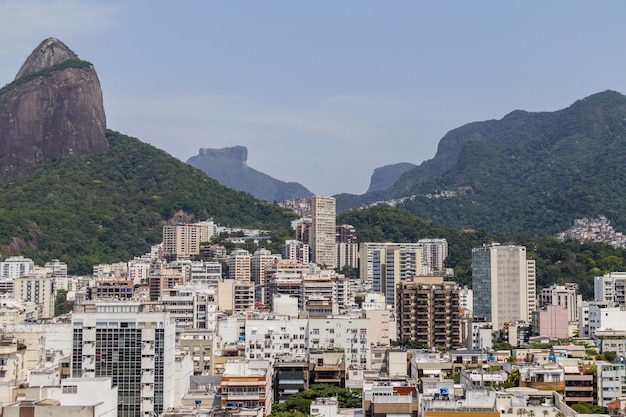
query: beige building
[
  {"left": 218, "top": 280, "right": 255, "bottom": 313},
  {"left": 13, "top": 275, "right": 55, "bottom": 319},
  {"left": 162, "top": 222, "right": 214, "bottom": 258},
  {"left": 228, "top": 249, "right": 251, "bottom": 281}
]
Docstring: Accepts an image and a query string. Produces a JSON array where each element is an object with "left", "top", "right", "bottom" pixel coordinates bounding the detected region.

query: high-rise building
[
  {"left": 396, "top": 277, "right": 461, "bottom": 350},
  {"left": 311, "top": 196, "right": 336, "bottom": 268},
  {"left": 251, "top": 248, "right": 281, "bottom": 285},
  {"left": 162, "top": 221, "right": 215, "bottom": 258},
  {"left": 594, "top": 271, "right": 626, "bottom": 305},
  {"left": 359, "top": 240, "right": 448, "bottom": 284},
  {"left": 336, "top": 242, "right": 359, "bottom": 269},
  {"left": 372, "top": 247, "right": 423, "bottom": 308},
  {"left": 336, "top": 224, "right": 357, "bottom": 243},
  {"left": 228, "top": 249, "right": 252, "bottom": 281},
  {"left": 472, "top": 243, "right": 536, "bottom": 329},
  {"left": 71, "top": 301, "right": 176, "bottom": 417}
]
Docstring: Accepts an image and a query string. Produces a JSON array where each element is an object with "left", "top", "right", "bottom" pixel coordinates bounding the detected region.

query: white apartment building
[
  {"left": 360, "top": 240, "right": 449, "bottom": 284},
  {"left": 309, "top": 317, "right": 371, "bottom": 370},
  {"left": 311, "top": 196, "right": 337, "bottom": 268},
  {"left": 336, "top": 242, "right": 359, "bottom": 269},
  {"left": 0, "top": 256, "right": 34, "bottom": 279},
  {"left": 595, "top": 361, "right": 626, "bottom": 407},
  {"left": 588, "top": 302, "right": 626, "bottom": 339},
  {"left": 127, "top": 259, "right": 150, "bottom": 284},
  {"left": 245, "top": 317, "right": 308, "bottom": 361},
  {"left": 71, "top": 302, "right": 176, "bottom": 417},
  {"left": 43, "top": 259, "right": 67, "bottom": 279},
  {"left": 595, "top": 271, "right": 626, "bottom": 305},
  {"left": 190, "top": 260, "right": 222, "bottom": 285},
  {"left": 472, "top": 243, "right": 536, "bottom": 329},
  {"left": 160, "top": 286, "right": 218, "bottom": 331},
  {"left": 282, "top": 240, "right": 310, "bottom": 264}
]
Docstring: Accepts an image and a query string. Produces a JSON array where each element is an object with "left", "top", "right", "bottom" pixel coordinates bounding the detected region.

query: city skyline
[{"left": 2, "top": 1, "right": 626, "bottom": 195}]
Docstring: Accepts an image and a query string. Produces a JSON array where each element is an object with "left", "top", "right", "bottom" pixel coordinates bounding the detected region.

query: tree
[{"left": 54, "top": 289, "right": 72, "bottom": 316}]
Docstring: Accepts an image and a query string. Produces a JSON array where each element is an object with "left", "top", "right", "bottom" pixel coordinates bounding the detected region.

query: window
[
  {"left": 312, "top": 329, "right": 319, "bottom": 335},
  {"left": 62, "top": 385, "right": 78, "bottom": 394}
]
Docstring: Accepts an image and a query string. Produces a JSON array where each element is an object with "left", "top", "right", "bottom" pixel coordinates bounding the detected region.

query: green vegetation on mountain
[
  {"left": 0, "top": 130, "right": 296, "bottom": 274},
  {"left": 338, "top": 205, "right": 626, "bottom": 299},
  {"left": 338, "top": 91, "right": 626, "bottom": 236},
  {"left": 0, "top": 59, "right": 92, "bottom": 101}
]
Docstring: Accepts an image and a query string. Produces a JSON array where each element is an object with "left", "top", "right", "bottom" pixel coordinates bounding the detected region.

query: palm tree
[
  {"left": 555, "top": 412, "right": 565, "bottom": 417},
  {"left": 528, "top": 411, "right": 535, "bottom": 417},
  {"left": 542, "top": 410, "right": 549, "bottom": 417}
]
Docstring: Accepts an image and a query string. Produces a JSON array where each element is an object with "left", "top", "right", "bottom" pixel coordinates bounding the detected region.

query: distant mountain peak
[
  {"left": 187, "top": 146, "right": 313, "bottom": 201},
  {"left": 15, "top": 37, "right": 79, "bottom": 80}
]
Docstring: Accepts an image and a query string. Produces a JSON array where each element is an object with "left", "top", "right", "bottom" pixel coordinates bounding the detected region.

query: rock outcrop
[{"left": 0, "top": 37, "right": 108, "bottom": 182}]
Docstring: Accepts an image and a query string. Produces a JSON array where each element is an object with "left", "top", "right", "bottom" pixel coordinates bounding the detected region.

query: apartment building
[
  {"left": 281, "top": 240, "right": 309, "bottom": 264},
  {"left": 228, "top": 249, "right": 251, "bottom": 281},
  {"left": 162, "top": 222, "right": 214, "bottom": 258},
  {"left": 71, "top": 301, "right": 176, "bottom": 417},
  {"left": 13, "top": 274, "right": 55, "bottom": 319},
  {"left": 0, "top": 256, "right": 34, "bottom": 279},
  {"left": 311, "top": 196, "right": 337, "bottom": 268},
  {"left": 221, "top": 360, "right": 273, "bottom": 414},
  {"left": 396, "top": 277, "right": 461, "bottom": 351},
  {"left": 472, "top": 243, "right": 536, "bottom": 329}
]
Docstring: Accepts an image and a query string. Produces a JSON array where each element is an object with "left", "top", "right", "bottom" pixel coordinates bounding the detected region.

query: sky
[{"left": 1, "top": 1, "right": 626, "bottom": 196}]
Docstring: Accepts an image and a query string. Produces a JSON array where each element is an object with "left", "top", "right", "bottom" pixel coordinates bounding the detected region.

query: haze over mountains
[{"left": 187, "top": 146, "right": 313, "bottom": 201}]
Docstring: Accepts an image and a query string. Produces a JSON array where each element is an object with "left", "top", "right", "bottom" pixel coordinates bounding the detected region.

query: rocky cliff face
[{"left": 0, "top": 38, "right": 108, "bottom": 182}]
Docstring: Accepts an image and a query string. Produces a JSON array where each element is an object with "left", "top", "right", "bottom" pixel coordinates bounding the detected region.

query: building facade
[
  {"left": 396, "top": 277, "right": 461, "bottom": 350},
  {"left": 472, "top": 243, "right": 536, "bottom": 329},
  {"left": 311, "top": 196, "right": 337, "bottom": 268},
  {"left": 71, "top": 302, "right": 176, "bottom": 417}
]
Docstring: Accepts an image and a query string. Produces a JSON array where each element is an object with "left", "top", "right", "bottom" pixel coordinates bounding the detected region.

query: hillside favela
[{"left": 6, "top": 33, "right": 626, "bottom": 417}]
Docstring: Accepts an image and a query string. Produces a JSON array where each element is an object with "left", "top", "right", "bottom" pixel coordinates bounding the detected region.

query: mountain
[
  {"left": 0, "top": 38, "right": 108, "bottom": 182},
  {"left": 366, "top": 162, "right": 416, "bottom": 193},
  {"left": 339, "top": 90, "right": 626, "bottom": 236},
  {"left": 0, "top": 39, "right": 296, "bottom": 274},
  {"left": 187, "top": 146, "right": 313, "bottom": 201},
  {"left": 0, "top": 131, "right": 296, "bottom": 274}
]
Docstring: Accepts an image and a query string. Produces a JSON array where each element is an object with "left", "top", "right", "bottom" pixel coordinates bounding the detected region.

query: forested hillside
[
  {"left": 338, "top": 91, "right": 626, "bottom": 236},
  {"left": 0, "top": 130, "right": 296, "bottom": 274},
  {"left": 339, "top": 205, "right": 626, "bottom": 299}
]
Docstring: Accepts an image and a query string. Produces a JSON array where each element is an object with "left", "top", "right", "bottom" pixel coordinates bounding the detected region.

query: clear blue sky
[{"left": 1, "top": 0, "right": 625, "bottom": 196}]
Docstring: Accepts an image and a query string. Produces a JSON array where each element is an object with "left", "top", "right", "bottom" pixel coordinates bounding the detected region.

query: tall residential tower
[
  {"left": 310, "top": 196, "right": 336, "bottom": 268},
  {"left": 472, "top": 243, "right": 536, "bottom": 329}
]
